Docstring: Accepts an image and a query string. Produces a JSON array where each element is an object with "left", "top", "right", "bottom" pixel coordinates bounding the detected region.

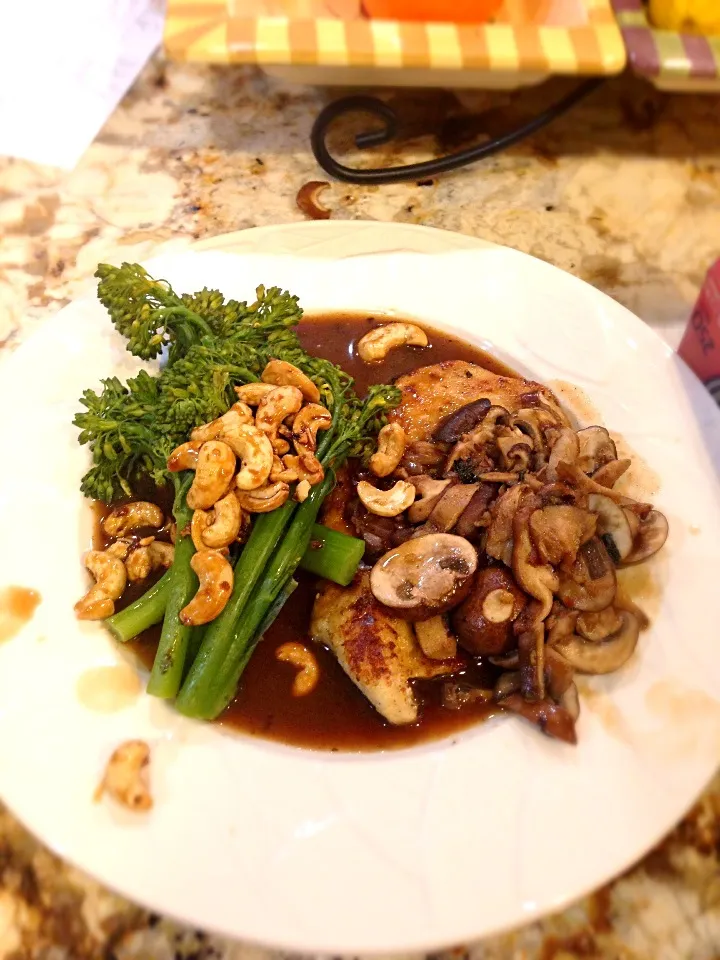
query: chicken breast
[
  {"left": 311, "top": 574, "right": 458, "bottom": 724},
  {"left": 389, "top": 360, "right": 568, "bottom": 444}
]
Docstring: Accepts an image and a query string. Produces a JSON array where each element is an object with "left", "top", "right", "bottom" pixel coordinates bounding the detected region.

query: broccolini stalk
[
  {"left": 176, "top": 382, "right": 400, "bottom": 721},
  {"left": 146, "top": 475, "right": 197, "bottom": 699}
]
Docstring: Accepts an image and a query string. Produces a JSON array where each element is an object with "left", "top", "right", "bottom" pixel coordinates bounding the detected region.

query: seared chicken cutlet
[
  {"left": 311, "top": 574, "right": 458, "bottom": 725},
  {"left": 389, "top": 360, "right": 569, "bottom": 443}
]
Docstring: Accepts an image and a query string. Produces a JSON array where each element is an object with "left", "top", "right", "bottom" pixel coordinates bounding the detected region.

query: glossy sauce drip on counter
[{"left": 107, "top": 314, "right": 515, "bottom": 751}]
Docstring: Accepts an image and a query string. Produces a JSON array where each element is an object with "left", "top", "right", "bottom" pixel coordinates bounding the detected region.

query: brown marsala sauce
[{"left": 102, "top": 315, "right": 519, "bottom": 751}]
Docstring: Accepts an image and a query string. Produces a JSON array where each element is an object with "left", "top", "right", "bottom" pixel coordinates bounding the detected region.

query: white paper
[{"left": 0, "top": 0, "right": 165, "bottom": 169}]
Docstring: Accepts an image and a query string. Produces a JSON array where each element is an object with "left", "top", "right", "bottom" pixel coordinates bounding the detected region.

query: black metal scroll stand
[{"left": 311, "top": 77, "right": 604, "bottom": 185}]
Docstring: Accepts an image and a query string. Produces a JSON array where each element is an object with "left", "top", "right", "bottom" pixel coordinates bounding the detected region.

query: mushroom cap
[
  {"left": 624, "top": 510, "right": 669, "bottom": 564},
  {"left": 370, "top": 533, "right": 477, "bottom": 620},
  {"left": 553, "top": 610, "right": 640, "bottom": 675},
  {"left": 452, "top": 566, "right": 526, "bottom": 657}
]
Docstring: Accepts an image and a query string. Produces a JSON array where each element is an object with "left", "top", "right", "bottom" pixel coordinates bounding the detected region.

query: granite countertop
[{"left": 1, "top": 60, "right": 719, "bottom": 960}]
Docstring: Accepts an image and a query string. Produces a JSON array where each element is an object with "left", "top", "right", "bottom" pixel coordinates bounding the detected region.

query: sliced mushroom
[
  {"left": 529, "top": 504, "right": 597, "bottom": 568},
  {"left": 455, "top": 483, "right": 495, "bottom": 540},
  {"left": 452, "top": 566, "right": 526, "bottom": 657},
  {"left": 433, "top": 399, "right": 491, "bottom": 444},
  {"left": 494, "top": 671, "right": 521, "bottom": 699},
  {"left": 414, "top": 617, "right": 457, "bottom": 660},
  {"left": 517, "top": 619, "right": 546, "bottom": 701},
  {"left": 512, "top": 494, "right": 559, "bottom": 623},
  {"left": 553, "top": 610, "right": 639, "bottom": 675},
  {"left": 399, "top": 440, "right": 446, "bottom": 476},
  {"left": 408, "top": 476, "right": 452, "bottom": 523},
  {"left": 511, "top": 410, "right": 549, "bottom": 467},
  {"left": 576, "top": 607, "right": 623, "bottom": 641},
  {"left": 496, "top": 429, "right": 532, "bottom": 472},
  {"left": 624, "top": 510, "right": 669, "bottom": 564},
  {"left": 588, "top": 493, "right": 634, "bottom": 562},
  {"left": 592, "top": 459, "right": 631, "bottom": 489},
  {"left": 486, "top": 484, "right": 526, "bottom": 566},
  {"left": 296, "top": 180, "right": 331, "bottom": 220},
  {"left": 557, "top": 537, "right": 617, "bottom": 612},
  {"left": 369, "top": 533, "right": 477, "bottom": 619},
  {"left": 576, "top": 426, "right": 617, "bottom": 475},
  {"left": 426, "top": 483, "right": 479, "bottom": 532},
  {"left": 498, "top": 694, "right": 577, "bottom": 745},
  {"left": 560, "top": 683, "right": 580, "bottom": 722},
  {"left": 544, "top": 647, "right": 575, "bottom": 701},
  {"left": 444, "top": 406, "right": 509, "bottom": 477},
  {"left": 546, "top": 428, "right": 579, "bottom": 482}
]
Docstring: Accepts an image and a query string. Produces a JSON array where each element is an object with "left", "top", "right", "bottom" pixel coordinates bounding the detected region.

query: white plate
[{"left": 1, "top": 222, "right": 719, "bottom": 954}]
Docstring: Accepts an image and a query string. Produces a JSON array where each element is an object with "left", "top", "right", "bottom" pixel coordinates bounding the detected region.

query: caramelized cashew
[
  {"left": 283, "top": 453, "right": 324, "bottom": 486},
  {"left": 180, "top": 550, "right": 234, "bottom": 626},
  {"left": 224, "top": 422, "right": 274, "bottom": 491},
  {"left": 255, "top": 385, "right": 304, "bottom": 455},
  {"left": 276, "top": 641, "right": 319, "bottom": 696},
  {"left": 187, "top": 441, "right": 236, "bottom": 510},
  {"left": 190, "top": 404, "right": 254, "bottom": 444},
  {"left": 95, "top": 740, "right": 152, "bottom": 812},
  {"left": 103, "top": 502, "right": 164, "bottom": 537},
  {"left": 75, "top": 550, "right": 128, "bottom": 620},
  {"left": 369, "top": 423, "right": 406, "bottom": 478},
  {"left": 270, "top": 455, "right": 299, "bottom": 483},
  {"left": 292, "top": 403, "right": 332, "bottom": 457},
  {"left": 167, "top": 441, "right": 201, "bottom": 473},
  {"left": 149, "top": 541, "right": 174, "bottom": 568},
  {"left": 126, "top": 546, "right": 152, "bottom": 582},
  {"left": 357, "top": 480, "right": 415, "bottom": 517},
  {"left": 261, "top": 359, "right": 320, "bottom": 403},
  {"left": 234, "top": 383, "right": 276, "bottom": 406},
  {"left": 357, "top": 322, "right": 428, "bottom": 362},
  {"left": 295, "top": 480, "right": 311, "bottom": 502},
  {"left": 191, "top": 491, "right": 243, "bottom": 550},
  {"left": 236, "top": 481, "right": 290, "bottom": 513}
]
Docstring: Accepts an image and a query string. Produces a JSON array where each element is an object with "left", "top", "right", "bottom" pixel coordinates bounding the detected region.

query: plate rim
[{"left": 1, "top": 221, "right": 719, "bottom": 954}]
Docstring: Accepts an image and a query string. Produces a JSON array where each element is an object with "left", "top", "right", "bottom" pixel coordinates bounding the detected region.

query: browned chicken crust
[
  {"left": 389, "top": 360, "right": 568, "bottom": 443},
  {"left": 311, "top": 574, "right": 459, "bottom": 724}
]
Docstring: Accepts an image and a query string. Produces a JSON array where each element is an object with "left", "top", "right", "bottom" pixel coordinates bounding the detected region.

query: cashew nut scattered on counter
[
  {"left": 357, "top": 322, "right": 428, "bottom": 362},
  {"left": 95, "top": 740, "right": 152, "bottom": 812},
  {"left": 234, "top": 382, "right": 276, "bottom": 406},
  {"left": 236, "top": 481, "right": 290, "bottom": 513},
  {"left": 75, "top": 550, "right": 128, "bottom": 620},
  {"left": 220, "top": 423, "right": 274, "bottom": 491},
  {"left": 369, "top": 423, "right": 406, "bottom": 477},
  {"left": 167, "top": 441, "right": 201, "bottom": 473},
  {"left": 262, "top": 359, "right": 321, "bottom": 403},
  {"left": 292, "top": 403, "right": 332, "bottom": 458},
  {"left": 180, "top": 550, "right": 234, "bottom": 626},
  {"left": 186, "top": 440, "right": 236, "bottom": 510},
  {"left": 276, "top": 641, "right": 319, "bottom": 696},
  {"left": 255, "top": 385, "right": 304, "bottom": 455},
  {"left": 102, "top": 502, "right": 164, "bottom": 537},
  {"left": 357, "top": 479, "right": 416, "bottom": 517}
]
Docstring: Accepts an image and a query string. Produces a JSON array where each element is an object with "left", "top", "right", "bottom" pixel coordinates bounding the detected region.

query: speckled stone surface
[{"left": 0, "top": 59, "right": 719, "bottom": 960}]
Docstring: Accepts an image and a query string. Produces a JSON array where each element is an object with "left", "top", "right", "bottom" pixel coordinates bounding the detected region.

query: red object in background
[
  {"left": 678, "top": 259, "right": 720, "bottom": 405},
  {"left": 362, "top": 0, "right": 503, "bottom": 21}
]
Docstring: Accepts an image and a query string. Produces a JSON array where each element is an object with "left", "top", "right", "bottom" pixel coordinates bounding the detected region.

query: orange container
[{"left": 363, "top": 0, "right": 503, "bottom": 21}]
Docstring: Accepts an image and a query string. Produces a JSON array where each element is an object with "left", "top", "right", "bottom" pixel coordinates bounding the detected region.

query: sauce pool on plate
[{"left": 106, "top": 314, "right": 517, "bottom": 751}]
